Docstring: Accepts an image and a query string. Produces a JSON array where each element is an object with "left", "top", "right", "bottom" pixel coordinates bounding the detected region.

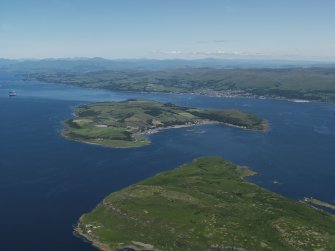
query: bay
[{"left": 0, "top": 72, "right": 334, "bottom": 251}]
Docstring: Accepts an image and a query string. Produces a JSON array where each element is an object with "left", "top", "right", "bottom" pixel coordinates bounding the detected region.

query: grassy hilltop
[
  {"left": 76, "top": 157, "right": 335, "bottom": 251},
  {"left": 63, "top": 99, "right": 267, "bottom": 148}
]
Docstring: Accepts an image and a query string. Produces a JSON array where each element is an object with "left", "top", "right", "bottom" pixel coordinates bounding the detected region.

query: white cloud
[
  {"left": 168, "top": 50, "right": 183, "bottom": 54},
  {"left": 150, "top": 49, "right": 268, "bottom": 59},
  {"left": 196, "top": 39, "right": 233, "bottom": 44},
  {"left": 149, "top": 49, "right": 335, "bottom": 61}
]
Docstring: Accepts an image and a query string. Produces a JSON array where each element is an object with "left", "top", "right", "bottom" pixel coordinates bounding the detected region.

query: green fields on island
[
  {"left": 63, "top": 99, "right": 267, "bottom": 148},
  {"left": 27, "top": 67, "right": 335, "bottom": 103},
  {"left": 76, "top": 157, "right": 335, "bottom": 251}
]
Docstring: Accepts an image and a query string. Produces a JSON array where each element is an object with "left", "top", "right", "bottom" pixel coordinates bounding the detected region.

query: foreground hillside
[
  {"left": 76, "top": 157, "right": 335, "bottom": 251},
  {"left": 63, "top": 100, "right": 267, "bottom": 148}
]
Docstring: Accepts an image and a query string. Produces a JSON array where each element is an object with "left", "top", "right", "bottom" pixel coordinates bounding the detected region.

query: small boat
[{"left": 9, "top": 90, "right": 17, "bottom": 97}]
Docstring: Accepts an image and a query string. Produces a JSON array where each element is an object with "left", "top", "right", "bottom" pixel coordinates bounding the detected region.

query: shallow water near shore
[{"left": 1, "top": 72, "right": 335, "bottom": 251}]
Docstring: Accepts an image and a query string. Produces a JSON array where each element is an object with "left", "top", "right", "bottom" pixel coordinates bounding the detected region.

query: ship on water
[{"left": 9, "top": 90, "right": 17, "bottom": 96}]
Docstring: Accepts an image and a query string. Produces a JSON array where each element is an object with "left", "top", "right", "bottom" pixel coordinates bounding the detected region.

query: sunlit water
[{"left": 1, "top": 72, "right": 335, "bottom": 251}]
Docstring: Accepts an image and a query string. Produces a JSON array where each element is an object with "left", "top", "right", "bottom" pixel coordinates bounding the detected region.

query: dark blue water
[{"left": 1, "top": 73, "right": 335, "bottom": 251}]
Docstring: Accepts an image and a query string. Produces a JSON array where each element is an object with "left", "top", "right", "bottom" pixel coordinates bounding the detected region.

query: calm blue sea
[{"left": 0, "top": 72, "right": 334, "bottom": 251}]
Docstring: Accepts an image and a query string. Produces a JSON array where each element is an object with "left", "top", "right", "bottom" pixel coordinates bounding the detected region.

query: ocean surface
[{"left": 0, "top": 72, "right": 335, "bottom": 251}]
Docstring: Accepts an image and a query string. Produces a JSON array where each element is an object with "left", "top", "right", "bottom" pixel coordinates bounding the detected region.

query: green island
[
  {"left": 76, "top": 157, "right": 335, "bottom": 251},
  {"left": 63, "top": 99, "right": 267, "bottom": 148}
]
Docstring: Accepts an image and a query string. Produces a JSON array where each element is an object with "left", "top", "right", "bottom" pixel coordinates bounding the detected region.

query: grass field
[
  {"left": 76, "top": 157, "right": 335, "bottom": 251},
  {"left": 63, "top": 99, "right": 267, "bottom": 148}
]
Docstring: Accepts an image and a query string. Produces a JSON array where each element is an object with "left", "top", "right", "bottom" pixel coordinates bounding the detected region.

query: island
[
  {"left": 63, "top": 99, "right": 268, "bottom": 148},
  {"left": 75, "top": 157, "right": 335, "bottom": 251}
]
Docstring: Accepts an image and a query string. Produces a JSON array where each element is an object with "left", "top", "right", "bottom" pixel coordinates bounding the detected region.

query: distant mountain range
[{"left": 1, "top": 57, "right": 335, "bottom": 72}]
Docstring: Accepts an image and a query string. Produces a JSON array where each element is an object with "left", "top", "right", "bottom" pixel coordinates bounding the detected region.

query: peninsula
[
  {"left": 22, "top": 65, "right": 335, "bottom": 103},
  {"left": 304, "top": 197, "right": 335, "bottom": 211},
  {"left": 63, "top": 99, "right": 268, "bottom": 148},
  {"left": 76, "top": 157, "right": 335, "bottom": 251}
]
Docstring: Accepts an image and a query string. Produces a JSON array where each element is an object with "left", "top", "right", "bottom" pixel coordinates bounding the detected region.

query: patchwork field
[{"left": 63, "top": 99, "right": 267, "bottom": 148}]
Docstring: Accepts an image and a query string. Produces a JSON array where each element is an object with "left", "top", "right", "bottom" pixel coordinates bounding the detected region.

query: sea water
[{"left": 0, "top": 72, "right": 334, "bottom": 251}]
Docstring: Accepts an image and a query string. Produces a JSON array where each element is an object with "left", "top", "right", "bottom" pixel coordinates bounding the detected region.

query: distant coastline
[{"left": 23, "top": 67, "right": 335, "bottom": 104}]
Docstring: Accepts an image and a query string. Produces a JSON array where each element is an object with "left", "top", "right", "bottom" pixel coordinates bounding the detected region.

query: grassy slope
[
  {"left": 63, "top": 100, "right": 267, "bottom": 148},
  {"left": 77, "top": 157, "right": 335, "bottom": 251},
  {"left": 28, "top": 68, "right": 335, "bottom": 102}
]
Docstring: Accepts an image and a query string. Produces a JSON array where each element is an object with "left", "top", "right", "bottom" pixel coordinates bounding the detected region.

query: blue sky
[{"left": 1, "top": 0, "right": 335, "bottom": 60}]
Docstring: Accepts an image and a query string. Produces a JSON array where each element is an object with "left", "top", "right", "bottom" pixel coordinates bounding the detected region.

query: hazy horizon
[
  {"left": 1, "top": 56, "right": 335, "bottom": 64},
  {"left": 1, "top": 0, "right": 335, "bottom": 61}
]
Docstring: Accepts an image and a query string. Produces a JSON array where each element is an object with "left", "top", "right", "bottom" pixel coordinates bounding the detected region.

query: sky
[{"left": 1, "top": 0, "right": 335, "bottom": 60}]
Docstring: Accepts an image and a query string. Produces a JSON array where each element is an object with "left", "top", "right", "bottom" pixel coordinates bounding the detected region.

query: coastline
[
  {"left": 132, "top": 120, "right": 221, "bottom": 136},
  {"left": 74, "top": 157, "right": 335, "bottom": 251},
  {"left": 22, "top": 77, "right": 332, "bottom": 105},
  {"left": 74, "top": 220, "right": 112, "bottom": 251},
  {"left": 61, "top": 129, "right": 150, "bottom": 149},
  {"left": 303, "top": 197, "right": 335, "bottom": 211},
  {"left": 62, "top": 119, "right": 267, "bottom": 149},
  {"left": 135, "top": 119, "right": 269, "bottom": 136}
]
